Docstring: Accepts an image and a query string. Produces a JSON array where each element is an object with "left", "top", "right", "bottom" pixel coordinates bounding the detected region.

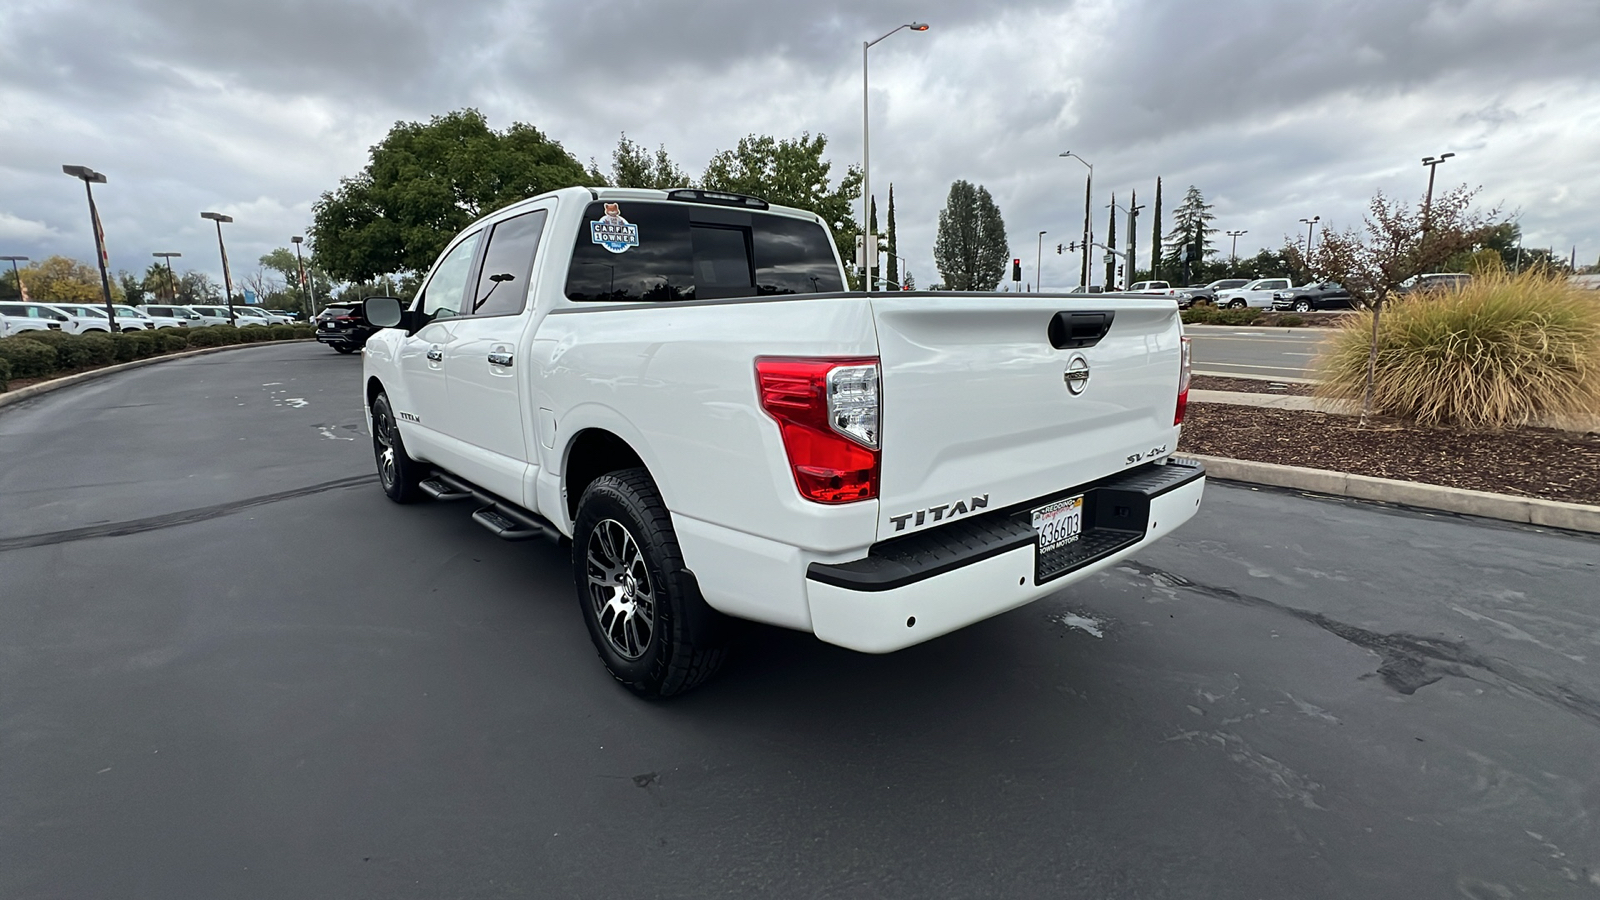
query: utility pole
[
  {"left": 1035, "top": 231, "right": 1046, "bottom": 292},
  {"left": 1061, "top": 152, "right": 1092, "bottom": 289},
  {"left": 862, "top": 21, "right": 929, "bottom": 293}
]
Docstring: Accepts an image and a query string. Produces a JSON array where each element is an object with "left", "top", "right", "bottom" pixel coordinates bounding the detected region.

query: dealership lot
[{"left": 2, "top": 343, "right": 1597, "bottom": 898}]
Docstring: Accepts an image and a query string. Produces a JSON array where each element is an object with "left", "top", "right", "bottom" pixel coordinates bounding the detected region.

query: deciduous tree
[
  {"left": 13, "top": 256, "right": 119, "bottom": 303},
  {"left": 933, "top": 180, "right": 1008, "bottom": 291},
  {"left": 700, "top": 132, "right": 861, "bottom": 259},
  {"left": 610, "top": 133, "right": 690, "bottom": 189}
]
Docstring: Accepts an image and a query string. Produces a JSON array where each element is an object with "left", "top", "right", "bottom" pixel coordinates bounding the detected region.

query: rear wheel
[
  {"left": 572, "top": 468, "right": 730, "bottom": 699},
  {"left": 370, "top": 393, "right": 427, "bottom": 503}
]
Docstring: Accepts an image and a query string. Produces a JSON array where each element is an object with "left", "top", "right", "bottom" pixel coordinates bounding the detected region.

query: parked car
[
  {"left": 1216, "top": 278, "right": 1293, "bottom": 309},
  {"left": 234, "top": 307, "right": 290, "bottom": 326},
  {"left": 314, "top": 301, "right": 378, "bottom": 353},
  {"left": 357, "top": 185, "right": 1205, "bottom": 697},
  {"left": 37, "top": 303, "right": 115, "bottom": 334},
  {"left": 142, "top": 304, "right": 204, "bottom": 326},
  {"left": 0, "top": 302, "right": 66, "bottom": 336},
  {"left": 185, "top": 305, "right": 235, "bottom": 326},
  {"left": 1272, "top": 282, "right": 1357, "bottom": 312},
  {"left": 1171, "top": 278, "right": 1249, "bottom": 308},
  {"left": 46, "top": 302, "right": 147, "bottom": 332},
  {"left": 268, "top": 309, "right": 302, "bottom": 322},
  {"left": 1395, "top": 272, "right": 1471, "bottom": 296},
  {"left": 1126, "top": 280, "right": 1171, "bottom": 294}
]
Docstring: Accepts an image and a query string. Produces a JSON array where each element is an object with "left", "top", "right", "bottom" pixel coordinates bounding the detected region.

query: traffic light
[
  {"left": 1117, "top": 264, "right": 1124, "bottom": 282},
  {"left": 1056, "top": 243, "right": 1063, "bottom": 255},
  {"left": 1012, "top": 259, "right": 1022, "bottom": 281}
]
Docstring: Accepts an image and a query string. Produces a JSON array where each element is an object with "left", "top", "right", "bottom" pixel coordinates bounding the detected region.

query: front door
[
  {"left": 392, "top": 230, "right": 481, "bottom": 465},
  {"left": 442, "top": 207, "right": 550, "bottom": 504}
]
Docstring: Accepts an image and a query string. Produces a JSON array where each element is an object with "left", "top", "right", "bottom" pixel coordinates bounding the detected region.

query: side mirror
[{"left": 363, "top": 296, "right": 403, "bottom": 328}]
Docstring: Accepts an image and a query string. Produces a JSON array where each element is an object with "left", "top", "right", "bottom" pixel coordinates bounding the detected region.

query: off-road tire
[
  {"left": 370, "top": 392, "right": 427, "bottom": 503},
  {"left": 572, "top": 468, "right": 730, "bottom": 699}
]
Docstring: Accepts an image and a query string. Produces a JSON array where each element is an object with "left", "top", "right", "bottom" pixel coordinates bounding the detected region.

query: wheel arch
[{"left": 562, "top": 427, "right": 651, "bottom": 521}]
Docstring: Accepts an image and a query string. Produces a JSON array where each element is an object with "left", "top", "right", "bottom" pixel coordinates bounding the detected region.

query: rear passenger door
[{"left": 442, "top": 205, "right": 551, "bottom": 501}]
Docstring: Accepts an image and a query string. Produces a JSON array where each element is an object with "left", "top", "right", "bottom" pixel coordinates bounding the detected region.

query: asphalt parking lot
[{"left": 3, "top": 342, "right": 1598, "bottom": 898}]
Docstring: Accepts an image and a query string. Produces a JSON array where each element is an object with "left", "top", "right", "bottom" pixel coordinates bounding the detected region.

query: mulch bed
[
  {"left": 1190, "top": 375, "right": 1315, "bottom": 397},
  {"left": 1179, "top": 403, "right": 1600, "bottom": 506}
]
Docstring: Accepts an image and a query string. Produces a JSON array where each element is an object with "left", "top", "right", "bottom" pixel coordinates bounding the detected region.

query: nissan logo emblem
[{"left": 1063, "top": 355, "right": 1090, "bottom": 395}]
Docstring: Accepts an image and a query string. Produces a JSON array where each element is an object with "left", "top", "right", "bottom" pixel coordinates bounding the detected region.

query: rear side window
[
  {"left": 471, "top": 209, "right": 548, "bottom": 317},
  {"left": 565, "top": 201, "right": 841, "bottom": 302}
]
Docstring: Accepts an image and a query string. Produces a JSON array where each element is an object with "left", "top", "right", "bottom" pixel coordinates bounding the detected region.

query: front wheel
[
  {"left": 1227, "top": 299, "right": 1246, "bottom": 309},
  {"left": 572, "top": 469, "right": 730, "bottom": 699},
  {"left": 370, "top": 393, "right": 427, "bottom": 503},
  {"left": 1293, "top": 300, "right": 1311, "bottom": 312}
]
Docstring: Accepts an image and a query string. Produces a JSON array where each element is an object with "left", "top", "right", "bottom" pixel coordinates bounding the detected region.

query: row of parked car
[
  {"left": 0, "top": 302, "right": 303, "bottom": 338},
  {"left": 1119, "top": 272, "right": 1472, "bottom": 311}
]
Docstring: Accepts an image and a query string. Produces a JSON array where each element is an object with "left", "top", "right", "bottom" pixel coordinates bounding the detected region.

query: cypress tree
[
  {"left": 1151, "top": 178, "right": 1163, "bottom": 280},
  {"left": 1105, "top": 192, "right": 1117, "bottom": 288},
  {"left": 885, "top": 185, "right": 899, "bottom": 289}
]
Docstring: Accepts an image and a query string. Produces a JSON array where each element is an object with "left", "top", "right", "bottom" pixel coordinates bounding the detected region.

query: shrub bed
[
  {"left": 269, "top": 324, "right": 298, "bottom": 341},
  {"left": 0, "top": 338, "right": 59, "bottom": 378},
  {"left": 0, "top": 357, "right": 10, "bottom": 392},
  {"left": 1317, "top": 273, "right": 1600, "bottom": 428},
  {"left": 0, "top": 325, "right": 312, "bottom": 393},
  {"left": 237, "top": 324, "right": 272, "bottom": 343},
  {"left": 1182, "top": 307, "right": 1264, "bottom": 326}
]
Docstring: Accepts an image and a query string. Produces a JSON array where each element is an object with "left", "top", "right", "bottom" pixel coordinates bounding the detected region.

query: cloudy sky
[{"left": 3, "top": 0, "right": 1598, "bottom": 292}]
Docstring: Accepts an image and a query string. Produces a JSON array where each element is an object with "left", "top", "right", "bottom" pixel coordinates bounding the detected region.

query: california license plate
[{"left": 1032, "top": 495, "right": 1084, "bottom": 553}]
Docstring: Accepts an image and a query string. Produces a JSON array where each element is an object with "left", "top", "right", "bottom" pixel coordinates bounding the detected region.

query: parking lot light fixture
[
  {"left": 862, "top": 20, "right": 929, "bottom": 295},
  {"left": 152, "top": 252, "right": 181, "bottom": 301},
  {"left": 1299, "top": 216, "right": 1320, "bottom": 267},
  {"left": 1421, "top": 152, "right": 1454, "bottom": 234},
  {"left": 1225, "top": 230, "right": 1248, "bottom": 270},
  {"left": 201, "top": 212, "right": 235, "bottom": 321},
  {"left": 1060, "top": 152, "right": 1093, "bottom": 288},
  {"left": 62, "top": 164, "right": 117, "bottom": 323},
  {"left": 2, "top": 256, "right": 28, "bottom": 299},
  {"left": 290, "top": 236, "right": 318, "bottom": 317}
]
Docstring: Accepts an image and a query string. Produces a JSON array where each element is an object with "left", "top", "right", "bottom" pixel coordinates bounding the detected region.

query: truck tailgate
[{"left": 870, "top": 293, "right": 1184, "bottom": 540}]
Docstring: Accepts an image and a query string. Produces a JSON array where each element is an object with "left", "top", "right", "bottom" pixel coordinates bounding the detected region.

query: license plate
[{"left": 1032, "top": 495, "right": 1084, "bottom": 553}]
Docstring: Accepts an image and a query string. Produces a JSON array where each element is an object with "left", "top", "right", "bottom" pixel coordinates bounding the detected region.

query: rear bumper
[{"left": 805, "top": 460, "right": 1205, "bottom": 653}]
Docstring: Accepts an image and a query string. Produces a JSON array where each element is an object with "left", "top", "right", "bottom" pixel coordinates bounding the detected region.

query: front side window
[
  {"left": 471, "top": 210, "right": 548, "bottom": 317},
  {"left": 418, "top": 231, "right": 483, "bottom": 321}
]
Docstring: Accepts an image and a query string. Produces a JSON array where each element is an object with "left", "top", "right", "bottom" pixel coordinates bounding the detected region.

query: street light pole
[
  {"left": 62, "top": 165, "right": 116, "bottom": 324},
  {"left": 1225, "top": 230, "right": 1247, "bottom": 270},
  {"left": 1060, "top": 152, "right": 1092, "bottom": 289},
  {"left": 201, "top": 212, "right": 236, "bottom": 322},
  {"left": 1299, "top": 216, "right": 1320, "bottom": 262},
  {"left": 1421, "top": 152, "right": 1454, "bottom": 234},
  {"left": 1, "top": 256, "right": 27, "bottom": 299},
  {"left": 1036, "top": 231, "right": 1046, "bottom": 292},
  {"left": 862, "top": 21, "right": 928, "bottom": 295},
  {"left": 291, "top": 236, "right": 317, "bottom": 317},
  {"left": 152, "top": 252, "right": 181, "bottom": 301}
]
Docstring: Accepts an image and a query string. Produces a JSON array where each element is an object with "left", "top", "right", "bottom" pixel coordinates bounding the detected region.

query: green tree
[
  {"left": 610, "top": 133, "right": 690, "bottom": 189},
  {"left": 700, "top": 132, "right": 861, "bottom": 257},
  {"left": 310, "top": 108, "right": 597, "bottom": 283},
  {"left": 1105, "top": 193, "right": 1117, "bottom": 288},
  {"left": 933, "top": 180, "right": 1009, "bottom": 291},
  {"left": 885, "top": 185, "right": 899, "bottom": 289},
  {"left": 1162, "top": 185, "right": 1218, "bottom": 278},
  {"left": 176, "top": 271, "right": 220, "bottom": 304},
  {"left": 14, "top": 256, "right": 120, "bottom": 303},
  {"left": 118, "top": 271, "right": 148, "bottom": 305},
  {"left": 1150, "top": 177, "right": 1163, "bottom": 280}
]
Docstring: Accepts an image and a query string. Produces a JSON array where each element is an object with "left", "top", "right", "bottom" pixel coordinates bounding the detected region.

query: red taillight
[
  {"left": 1175, "top": 335, "right": 1192, "bottom": 425},
  {"left": 335, "top": 315, "right": 356, "bottom": 324},
  {"left": 756, "top": 357, "right": 880, "bottom": 504}
]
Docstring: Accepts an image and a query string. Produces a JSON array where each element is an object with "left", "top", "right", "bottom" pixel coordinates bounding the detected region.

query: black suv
[{"left": 314, "top": 302, "right": 378, "bottom": 354}]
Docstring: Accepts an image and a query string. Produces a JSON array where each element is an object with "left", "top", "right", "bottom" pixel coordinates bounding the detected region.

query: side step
[
  {"left": 419, "top": 478, "right": 473, "bottom": 501},
  {"left": 471, "top": 505, "right": 560, "bottom": 542}
]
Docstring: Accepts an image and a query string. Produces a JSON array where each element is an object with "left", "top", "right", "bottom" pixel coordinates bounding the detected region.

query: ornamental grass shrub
[{"left": 1316, "top": 272, "right": 1600, "bottom": 429}]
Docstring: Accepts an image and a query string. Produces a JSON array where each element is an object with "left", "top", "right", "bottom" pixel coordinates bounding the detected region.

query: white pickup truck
[{"left": 358, "top": 186, "right": 1204, "bottom": 697}]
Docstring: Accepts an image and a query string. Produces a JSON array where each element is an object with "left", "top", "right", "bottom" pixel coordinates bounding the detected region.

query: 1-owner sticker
[{"left": 590, "top": 203, "right": 639, "bottom": 253}]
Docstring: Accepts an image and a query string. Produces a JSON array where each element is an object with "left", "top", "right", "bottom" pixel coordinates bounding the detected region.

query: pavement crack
[
  {"left": 0, "top": 475, "right": 373, "bottom": 552},
  {"left": 1121, "top": 560, "right": 1600, "bottom": 729}
]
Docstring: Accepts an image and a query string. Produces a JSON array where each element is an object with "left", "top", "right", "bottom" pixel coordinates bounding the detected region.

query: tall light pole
[
  {"left": 62, "top": 165, "right": 116, "bottom": 324},
  {"left": 201, "top": 212, "right": 236, "bottom": 322},
  {"left": 1421, "top": 152, "right": 1454, "bottom": 234},
  {"left": 1299, "top": 216, "right": 1320, "bottom": 264},
  {"left": 1, "top": 256, "right": 27, "bottom": 299},
  {"left": 152, "top": 252, "right": 181, "bottom": 301},
  {"left": 862, "top": 20, "right": 928, "bottom": 294},
  {"left": 1035, "top": 231, "right": 1046, "bottom": 292},
  {"left": 1060, "top": 152, "right": 1092, "bottom": 289},
  {"left": 1225, "top": 230, "right": 1247, "bottom": 270},
  {"left": 291, "top": 235, "right": 317, "bottom": 317}
]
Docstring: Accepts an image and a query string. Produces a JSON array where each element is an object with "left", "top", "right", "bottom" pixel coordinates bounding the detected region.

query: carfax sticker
[{"left": 590, "top": 203, "right": 639, "bottom": 254}]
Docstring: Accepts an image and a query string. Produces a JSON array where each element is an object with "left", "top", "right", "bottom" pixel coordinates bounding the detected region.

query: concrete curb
[
  {"left": 1193, "top": 370, "right": 1320, "bottom": 384},
  {"left": 1184, "top": 453, "right": 1600, "bottom": 535},
  {"left": 0, "top": 340, "right": 315, "bottom": 412}
]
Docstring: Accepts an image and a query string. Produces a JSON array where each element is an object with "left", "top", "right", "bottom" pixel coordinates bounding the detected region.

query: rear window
[{"left": 565, "top": 201, "right": 841, "bottom": 303}]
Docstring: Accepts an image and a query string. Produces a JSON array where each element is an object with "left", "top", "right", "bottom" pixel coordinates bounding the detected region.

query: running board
[
  {"left": 419, "top": 478, "right": 473, "bottom": 501},
  {"left": 471, "top": 505, "right": 559, "bottom": 542}
]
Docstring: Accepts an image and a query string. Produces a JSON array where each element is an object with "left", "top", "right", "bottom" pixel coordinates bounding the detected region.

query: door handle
[
  {"left": 426, "top": 346, "right": 443, "bottom": 362},
  {"left": 487, "top": 350, "right": 514, "bottom": 368}
]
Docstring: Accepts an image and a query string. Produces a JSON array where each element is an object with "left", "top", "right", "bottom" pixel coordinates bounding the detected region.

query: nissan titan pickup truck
[{"left": 358, "top": 186, "right": 1204, "bottom": 698}]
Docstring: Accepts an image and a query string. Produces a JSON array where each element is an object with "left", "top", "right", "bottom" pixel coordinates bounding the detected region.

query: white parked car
[
  {"left": 115, "top": 304, "right": 186, "bottom": 328},
  {"left": 1215, "top": 278, "right": 1293, "bottom": 309},
  {"left": 39, "top": 303, "right": 129, "bottom": 333},
  {"left": 358, "top": 186, "right": 1205, "bottom": 697},
  {"left": 1126, "top": 280, "right": 1171, "bottom": 294},
  {"left": 185, "top": 305, "right": 235, "bottom": 326},
  {"left": 141, "top": 304, "right": 204, "bottom": 326},
  {"left": 0, "top": 302, "right": 66, "bottom": 336},
  {"left": 233, "top": 307, "right": 287, "bottom": 326}
]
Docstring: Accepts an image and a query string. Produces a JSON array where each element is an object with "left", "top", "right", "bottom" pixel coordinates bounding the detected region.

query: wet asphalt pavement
[{"left": 2, "top": 342, "right": 1598, "bottom": 899}]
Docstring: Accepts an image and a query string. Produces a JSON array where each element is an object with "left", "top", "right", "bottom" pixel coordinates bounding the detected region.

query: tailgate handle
[{"left": 1048, "top": 311, "right": 1115, "bottom": 349}]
